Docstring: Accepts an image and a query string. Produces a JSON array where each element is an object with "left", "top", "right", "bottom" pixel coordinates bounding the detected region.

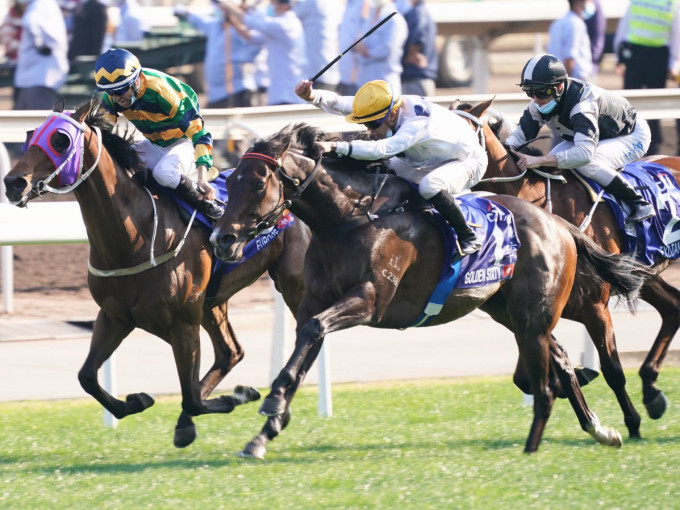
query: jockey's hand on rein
[{"left": 318, "top": 141, "right": 336, "bottom": 154}]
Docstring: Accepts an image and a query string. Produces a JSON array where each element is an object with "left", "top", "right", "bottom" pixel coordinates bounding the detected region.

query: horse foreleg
[
  {"left": 174, "top": 303, "right": 259, "bottom": 448},
  {"left": 579, "top": 304, "right": 640, "bottom": 438},
  {"left": 78, "top": 311, "right": 154, "bottom": 418},
  {"left": 246, "top": 284, "right": 378, "bottom": 459},
  {"left": 639, "top": 277, "right": 679, "bottom": 419},
  {"left": 549, "top": 337, "right": 622, "bottom": 448}
]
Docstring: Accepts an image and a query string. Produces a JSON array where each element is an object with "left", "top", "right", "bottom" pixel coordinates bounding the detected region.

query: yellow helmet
[{"left": 346, "top": 80, "right": 402, "bottom": 124}]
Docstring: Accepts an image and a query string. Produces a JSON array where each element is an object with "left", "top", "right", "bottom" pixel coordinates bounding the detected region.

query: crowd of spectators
[{"left": 1, "top": 0, "right": 680, "bottom": 154}]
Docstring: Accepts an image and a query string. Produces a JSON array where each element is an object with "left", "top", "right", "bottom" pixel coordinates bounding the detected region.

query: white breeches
[
  {"left": 550, "top": 118, "right": 651, "bottom": 187},
  {"left": 133, "top": 138, "right": 197, "bottom": 189},
  {"left": 388, "top": 148, "right": 488, "bottom": 199}
]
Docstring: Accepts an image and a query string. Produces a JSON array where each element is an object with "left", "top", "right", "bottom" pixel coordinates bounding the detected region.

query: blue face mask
[
  {"left": 385, "top": 128, "right": 393, "bottom": 138},
  {"left": 535, "top": 99, "right": 557, "bottom": 115},
  {"left": 582, "top": 1, "right": 596, "bottom": 20}
]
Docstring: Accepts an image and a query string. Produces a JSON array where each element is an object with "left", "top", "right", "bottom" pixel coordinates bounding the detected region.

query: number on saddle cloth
[{"left": 591, "top": 162, "right": 680, "bottom": 264}]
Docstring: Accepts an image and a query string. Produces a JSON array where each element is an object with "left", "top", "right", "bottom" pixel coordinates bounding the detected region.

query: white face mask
[{"left": 385, "top": 128, "right": 394, "bottom": 138}]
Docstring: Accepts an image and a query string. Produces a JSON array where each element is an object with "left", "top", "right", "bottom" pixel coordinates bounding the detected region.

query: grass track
[{"left": 1, "top": 369, "right": 679, "bottom": 509}]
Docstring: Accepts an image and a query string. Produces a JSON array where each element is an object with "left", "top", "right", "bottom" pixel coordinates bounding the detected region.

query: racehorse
[
  {"left": 453, "top": 99, "right": 680, "bottom": 423},
  {"left": 2, "top": 96, "right": 308, "bottom": 448},
  {"left": 210, "top": 122, "right": 649, "bottom": 458}
]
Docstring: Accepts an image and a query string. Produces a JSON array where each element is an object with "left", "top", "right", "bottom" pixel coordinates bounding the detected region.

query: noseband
[{"left": 240, "top": 150, "right": 322, "bottom": 236}]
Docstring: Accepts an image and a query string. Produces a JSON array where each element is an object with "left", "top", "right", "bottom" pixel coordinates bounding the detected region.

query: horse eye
[
  {"left": 50, "top": 132, "right": 70, "bottom": 154},
  {"left": 255, "top": 180, "right": 265, "bottom": 191}
]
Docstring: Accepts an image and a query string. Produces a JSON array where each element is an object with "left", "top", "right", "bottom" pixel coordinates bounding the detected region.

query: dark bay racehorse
[
  {"left": 454, "top": 99, "right": 680, "bottom": 422},
  {"left": 3, "top": 96, "right": 308, "bottom": 448},
  {"left": 210, "top": 122, "right": 649, "bottom": 458}
]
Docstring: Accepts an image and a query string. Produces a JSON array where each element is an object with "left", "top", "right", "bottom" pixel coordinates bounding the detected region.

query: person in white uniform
[
  {"left": 295, "top": 78, "right": 488, "bottom": 255},
  {"left": 507, "top": 53, "right": 653, "bottom": 223}
]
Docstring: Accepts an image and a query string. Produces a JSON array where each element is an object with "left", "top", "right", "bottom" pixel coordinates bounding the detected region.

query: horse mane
[
  {"left": 252, "top": 122, "right": 388, "bottom": 174},
  {"left": 76, "top": 95, "right": 145, "bottom": 174}
]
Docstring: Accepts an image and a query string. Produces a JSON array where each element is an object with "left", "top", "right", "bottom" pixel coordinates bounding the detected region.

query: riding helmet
[
  {"left": 519, "top": 54, "right": 567, "bottom": 86},
  {"left": 345, "top": 80, "right": 403, "bottom": 124},
  {"left": 93, "top": 48, "right": 142, "bottom": 94}
]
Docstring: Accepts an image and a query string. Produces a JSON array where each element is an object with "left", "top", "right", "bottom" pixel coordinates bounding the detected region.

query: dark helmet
[
  {"left": 93, "top": 48, "right": 142, "bottom": 95},
  {"left": 519, "top": 54, "right": 567, "bottom": 86}
]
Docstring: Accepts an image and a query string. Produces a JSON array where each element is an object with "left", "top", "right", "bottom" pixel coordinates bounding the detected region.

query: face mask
[
  {"left": 385, "top": 128, "right": 393, "bottom": 138},
  {"left": 535, "top": 99, "right": 557, "bottom": 115},
  {"left": 582, "top": 1, "right": 596, "bottom": 20}
]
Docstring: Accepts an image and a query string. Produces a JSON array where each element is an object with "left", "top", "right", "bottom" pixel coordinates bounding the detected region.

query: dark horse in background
[
  {"left": 210, "top": 122, "right": 650, "bottom": 458},
  {"left": 3, "top": 96, "right": 309, "bottom": 448},
  {"left": 454, "top": 99, "right": 680, "bottom": 424}
]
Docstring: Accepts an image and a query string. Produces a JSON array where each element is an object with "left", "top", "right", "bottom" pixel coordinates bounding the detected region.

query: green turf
[{"left": 1, "top": 369, "right": 679, "bottom": 509}]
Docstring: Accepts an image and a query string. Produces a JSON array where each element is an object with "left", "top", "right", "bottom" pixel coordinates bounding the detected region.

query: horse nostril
[
  {"left": 3, "top": 175, "right": 29, "bottom": 200},
  {"left": 217, "top": 233, "right": 238, "bottom": 250}
]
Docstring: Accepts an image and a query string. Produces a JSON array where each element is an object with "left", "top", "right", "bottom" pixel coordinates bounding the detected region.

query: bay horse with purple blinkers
[
  {"left": 3, "top": 96, "right": 309, "bottom": 448},
  {"left": 454, "top": 99, "right": 680, "bottom": 424},
  {"left": 210, "top": 122, "right": 650, "bottom": 458}
]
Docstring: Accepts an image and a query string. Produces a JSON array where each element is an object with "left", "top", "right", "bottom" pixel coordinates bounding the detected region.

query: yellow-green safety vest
[{"left": 628, "top": 0, "right": 678, "bottom": 47}]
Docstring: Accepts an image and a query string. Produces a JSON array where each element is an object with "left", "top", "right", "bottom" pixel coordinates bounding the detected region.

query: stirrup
[
  {"left": 456, "top": 235, "right": 482, "bottom": 256},
  {"left": 197, "top": 201, "right": 225, "bottom": 222},
  {"left": 625, "top": 203, "right": 654, "bottom": 224}
]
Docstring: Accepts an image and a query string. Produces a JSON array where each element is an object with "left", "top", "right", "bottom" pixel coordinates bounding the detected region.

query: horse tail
[{"left": 563, "top": 220, "right": 653, "bottom": 313}]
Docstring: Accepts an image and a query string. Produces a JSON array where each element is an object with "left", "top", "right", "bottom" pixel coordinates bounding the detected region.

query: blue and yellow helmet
[{"left": 93, "top": 48, "right": 142, "bottom": 95}]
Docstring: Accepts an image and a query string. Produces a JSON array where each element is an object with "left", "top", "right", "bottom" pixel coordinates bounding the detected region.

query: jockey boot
[
  {"left": 604, "top": 174, "right": 654, "bottom": 224},
  {"left": 176, "top": 176, "right": 225, "bottom": 222},
  {"left": 429, "top": 191, "right": 482, "bottom": 256}
]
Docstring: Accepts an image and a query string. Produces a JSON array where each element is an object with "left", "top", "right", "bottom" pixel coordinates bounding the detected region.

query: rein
[
  {"left": 29, "top": 112, "right": 103, "bottom": 196},
  {"left": 26, "top": 110, "right": 197, "bottom": 277}
]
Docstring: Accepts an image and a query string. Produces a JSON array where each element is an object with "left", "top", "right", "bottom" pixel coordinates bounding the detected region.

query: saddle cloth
[
  {"left": 582, "top": 161, "right": 680, "bottom": 266},
  {"left": 413, "top": 194, "right": 520, "bottom": 327}
]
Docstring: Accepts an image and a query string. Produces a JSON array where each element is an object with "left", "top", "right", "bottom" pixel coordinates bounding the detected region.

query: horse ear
[
  {"left": 448, "top": 99, "right": 461, "bottom": 111},
  {"left": 52, "top": 96, "right": 65, "bottom": 113},
  {"left": 469, "top": 97, "right": 495, "bottom": 119}
]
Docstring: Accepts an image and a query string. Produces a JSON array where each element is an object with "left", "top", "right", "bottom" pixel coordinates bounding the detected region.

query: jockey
[
  {"left": 295, "top": 78, "right": 488, "bottom": 255},
  {"left": 93, "top": 48, "right": 224, "bottom": 221},
  {"left": 507, "top": 53, "right": 654, "bottom": 223}
]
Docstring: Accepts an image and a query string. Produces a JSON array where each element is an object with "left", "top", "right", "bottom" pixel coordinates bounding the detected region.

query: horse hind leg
[
  {"left": 549, "top": 337, "right": 622, "bottom": 448},
  {"left": 579, "top": 303, "right": 641, "bottom": 438},
  {"left": 174, "top": 303, "right": 260, "bottom": 448},
  {"left": 78, "top": 312, "right": 155, "bottom": 418},
  {"left": 639, "top": 277, "right": 678, "bottom": 419}
]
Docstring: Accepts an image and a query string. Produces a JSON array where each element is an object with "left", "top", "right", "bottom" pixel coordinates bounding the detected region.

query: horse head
[
  {"left": 211, "top": 123, "right": 325, "bottom": 261},
  {"left": 4, "top": 97, "right": 99, "bottom": 206}
]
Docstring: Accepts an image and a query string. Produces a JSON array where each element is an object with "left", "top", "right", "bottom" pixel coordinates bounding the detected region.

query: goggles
[
  {"left": 521, "top": 84, "right": 555, "bottom": 100},
  {"left": 106, "top": 81, "right": 134, "bottom": 96}
]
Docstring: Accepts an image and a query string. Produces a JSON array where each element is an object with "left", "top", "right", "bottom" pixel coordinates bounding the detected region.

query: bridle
[
  {"left": 25, "top": 112, "right": 103, "bottom": 198},
  {"left": 240, "top": 149, "right": 323, "bottom": 237}
]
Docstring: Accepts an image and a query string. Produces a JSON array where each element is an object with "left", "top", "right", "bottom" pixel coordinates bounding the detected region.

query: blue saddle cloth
[
  {"left": 413, "top": 194, "right": 520, "bottom": 327},
  {"left": 151, "top": 170, "right": 295, "bottom": 304},
  {"left": 581, "top": 161, "right": 680, "bottom": 266}
]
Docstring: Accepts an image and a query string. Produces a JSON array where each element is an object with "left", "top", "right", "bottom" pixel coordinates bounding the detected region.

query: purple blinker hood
[{"left": 23, "top": 112, "right": 84, "bottom": 188}]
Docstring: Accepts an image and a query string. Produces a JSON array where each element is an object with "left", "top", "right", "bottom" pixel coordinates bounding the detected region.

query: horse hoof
[
  {"left": 174, "top": 425, "right": 197, "bottom": 448},
  {"left": 125, "top": 393, "right": 155, "bottom": 414},
  {"left": 234, "top": 385, "right": 261, "bottom": 403},
  {"left": 259, "top": 395, "right": 286, "bottom": 416},
  {"left": 645, "top": 392, "right": 668, "bottom": 420},
  {"left": 239, "top": 441, "right": 266, "bottom": 459},
  {"left": 575, "top": 367, "right": 599, "bottom": 387},
  {"left": 594, "top": 426, "right": 623, "bottom": 448}
]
